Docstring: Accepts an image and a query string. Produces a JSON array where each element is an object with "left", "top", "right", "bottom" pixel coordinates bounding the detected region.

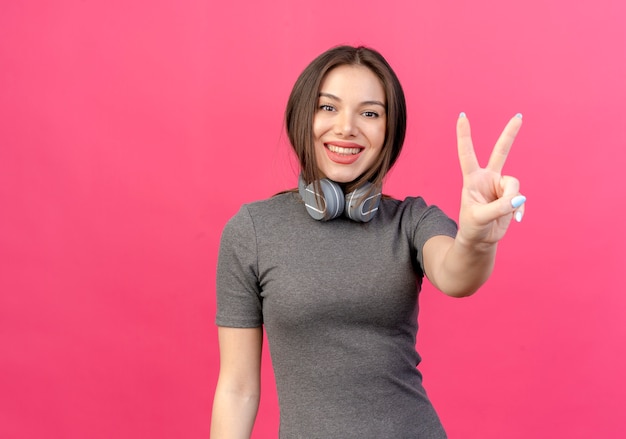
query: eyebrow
[{"left": 318, "top": 92, "right": 386, "bottom": 109}]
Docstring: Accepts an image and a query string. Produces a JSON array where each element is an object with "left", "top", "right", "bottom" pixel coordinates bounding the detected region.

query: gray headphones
[{"left": 298, "top": 175, "right": 382, "bottom": 222}]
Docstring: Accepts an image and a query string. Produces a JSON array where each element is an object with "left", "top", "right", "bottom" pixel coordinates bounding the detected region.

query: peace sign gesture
[{"left": 455, "top": 113, "right": 526, "bottom": 247}]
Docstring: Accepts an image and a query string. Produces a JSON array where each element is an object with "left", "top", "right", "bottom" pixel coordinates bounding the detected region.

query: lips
[
  {"left": 327, "top": 144, "right": 361, "bottom": 155},
  {"left": 324, "top": 142, "right": 363, "bottom": 164}
]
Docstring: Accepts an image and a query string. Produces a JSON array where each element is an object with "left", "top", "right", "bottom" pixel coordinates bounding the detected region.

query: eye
[
  {"left": 362, "top": 111, "right": 380, "bottom": 118},
  {"left": 319, "top": 104, "right": 336, "bottom": 112}
]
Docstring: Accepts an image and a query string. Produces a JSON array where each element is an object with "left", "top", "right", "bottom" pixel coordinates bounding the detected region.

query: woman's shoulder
[
  {"left": 380, "top": 195, "right": 456, "bottom": 227},
  {"left": 220, "top": 191, "right": 305, "bottom": 245},
  {"left": 240, "top": 190, "right": 299, "bottom": 215},
  {"left": 380, "top": 195, "right": 429, "bottom": 213},
  {"left": 224, "top": 191, "right": 300, "bottom": 228}
]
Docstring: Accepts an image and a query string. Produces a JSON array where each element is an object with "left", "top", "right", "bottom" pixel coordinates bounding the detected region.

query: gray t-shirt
[{"left": 216, "top": 192, "right": 457, "bottom": 438}]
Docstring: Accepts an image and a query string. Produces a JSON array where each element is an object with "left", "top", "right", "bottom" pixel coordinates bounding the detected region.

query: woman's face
[{"left": 313, "top": 65, "right": 386, "bottom": 183}]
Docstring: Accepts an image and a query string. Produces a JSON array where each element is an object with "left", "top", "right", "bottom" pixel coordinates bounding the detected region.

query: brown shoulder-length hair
[{"left": 285, "top": 45, "right": 407, "bottom": 194}]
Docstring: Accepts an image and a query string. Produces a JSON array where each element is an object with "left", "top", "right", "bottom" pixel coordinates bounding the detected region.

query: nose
[{"left": 334, "top": 111, "right": 358, "bottom": 137}]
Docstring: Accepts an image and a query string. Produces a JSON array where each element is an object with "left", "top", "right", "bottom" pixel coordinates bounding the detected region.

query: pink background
[{"left": 1, "top": 0, "right": 625, "bottom": 437}]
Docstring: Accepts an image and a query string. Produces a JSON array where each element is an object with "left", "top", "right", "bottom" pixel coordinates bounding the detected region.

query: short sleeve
[
  {"left": 215, "top": 205, "right": 263, "bottom": 327},
  {"left": 408, "top": 199, "right": 458, "bottom": 273}
]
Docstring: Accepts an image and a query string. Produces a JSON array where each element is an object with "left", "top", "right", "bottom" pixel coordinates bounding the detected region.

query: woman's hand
[
  {"left": 455, "top": 112, "right": 526, "bottom": 248},
  {"left": 423, "top": 113, "right": 526, "bottom": 297}
]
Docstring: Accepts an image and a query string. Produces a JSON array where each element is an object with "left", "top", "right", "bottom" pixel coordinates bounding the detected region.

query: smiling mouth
[{"left": 326, "top": 144, "right": 362, "bottom": 155}]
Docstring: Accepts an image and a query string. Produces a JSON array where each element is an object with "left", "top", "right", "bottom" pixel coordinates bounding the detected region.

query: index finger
[
  {"left": 486, "top": 114, "right": 523, "bottom": 173},
  {"left": 457, "top": 112, "right": 480, "bottom": 175}
]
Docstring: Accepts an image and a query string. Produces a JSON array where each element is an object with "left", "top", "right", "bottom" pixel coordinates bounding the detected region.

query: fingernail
[
  {"left": 515, "top": 113, "right": 523, "bottom": 119},
  {"left": 511, "top": 195, "right": 526, "bottom": 209},
  {"left": 459, "top": 112, "right": 466, "bottom": 118},
  {"left": 515, "top": 211, "right": 523, "bottom": 223}
]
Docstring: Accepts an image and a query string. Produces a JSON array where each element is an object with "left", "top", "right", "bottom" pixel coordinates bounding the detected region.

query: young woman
[{"left": 211, "top": 45, "right": 525, "bottom": 438}]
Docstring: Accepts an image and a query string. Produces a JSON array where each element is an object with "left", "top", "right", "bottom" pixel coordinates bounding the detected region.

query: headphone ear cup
[
  {"left": 298, "top": 176, "right": 344, "bottom": 221},
  {"left": 344, "top": 182, "right": 382, "bottom": 222}
]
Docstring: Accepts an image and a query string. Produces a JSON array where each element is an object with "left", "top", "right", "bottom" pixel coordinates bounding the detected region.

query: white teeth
[{"left": 327, "top": 144, "right": 360, "bottom": 155}]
